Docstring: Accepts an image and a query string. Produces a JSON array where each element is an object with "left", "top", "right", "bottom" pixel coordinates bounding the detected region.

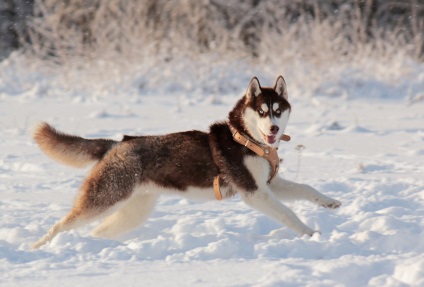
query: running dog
[{"left": 32, "top": 76, "right": 341, "bottom": 249}]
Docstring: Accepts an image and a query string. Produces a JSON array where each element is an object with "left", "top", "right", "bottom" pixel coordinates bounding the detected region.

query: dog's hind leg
[
  {"left": 31, "top": 206, "right": 109, "bottom": 249},
  {"left": 31, "top": 182, "right": 130, "bottom": 250},
  {"left": 32, "top": 148, "right": 141, "bottom": 249},
  {"left": 269, "top": 176, "right": 341, "bottom": 209},
  {"left": 92, "top": 192, "right": 158, "bottom": 239},
  {"left": 32, "top": 193, "right": 131, "bottom": 249}
]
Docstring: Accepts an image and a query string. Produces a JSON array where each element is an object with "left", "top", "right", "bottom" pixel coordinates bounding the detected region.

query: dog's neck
[
  {"left": 228, "top": 124, "right": 274, "bottom": 153},
  {"left": 227, "top": 123, "right": 291, "bottom": 151},
  {"left": 227, "top": 123, "right": 285, "bottom": 183}
]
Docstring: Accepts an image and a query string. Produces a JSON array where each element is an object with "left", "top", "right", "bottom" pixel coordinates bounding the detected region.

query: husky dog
[{"left": 32, "top": 76, "right": 341, "bottom": 249}]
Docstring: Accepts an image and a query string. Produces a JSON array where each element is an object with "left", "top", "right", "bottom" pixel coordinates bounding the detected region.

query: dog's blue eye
[
  {"left": 275, "top": 109, "right": 281, "bottom": 114},
  {"left": 258, "top": 109, "right": 264, "bottom": 116}
]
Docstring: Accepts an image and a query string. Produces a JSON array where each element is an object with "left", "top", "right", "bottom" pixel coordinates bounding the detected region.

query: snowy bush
[{"left": 1, "top": 0, "right": 423, "bottom": 99}]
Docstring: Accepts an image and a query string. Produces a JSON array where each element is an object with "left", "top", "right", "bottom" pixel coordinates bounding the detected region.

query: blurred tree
[
  {"left": 0, "top": 0, "right": 33, "bottom": 60},
  {"left": 0, "top": 0, "right": 423, "bottom": 61}
]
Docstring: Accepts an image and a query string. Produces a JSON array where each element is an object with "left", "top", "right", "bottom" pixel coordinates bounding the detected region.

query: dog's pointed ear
[
  {"left": 246, "top": 77, "right": 261, "bottom": 100},
  {"left": 274, "top": 76, "right": 288, "bottom": 100}
]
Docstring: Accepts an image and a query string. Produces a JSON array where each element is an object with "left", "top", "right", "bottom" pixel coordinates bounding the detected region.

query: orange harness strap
[
  {"left": 214, "top": 126, "right": 290, "bottom": 200},
  {"left": 213, "top": 176, "right": 222, "bottom": 200}
]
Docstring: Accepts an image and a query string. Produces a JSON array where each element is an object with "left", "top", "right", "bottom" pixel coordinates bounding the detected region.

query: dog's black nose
[{"left": 270, "top": 125, "right": 279, "bottom": 134}]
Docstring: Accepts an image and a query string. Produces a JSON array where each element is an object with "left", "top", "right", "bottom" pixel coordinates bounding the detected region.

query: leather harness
[{"left": 213, "top": 125, "right": 291, "bottom": 200}]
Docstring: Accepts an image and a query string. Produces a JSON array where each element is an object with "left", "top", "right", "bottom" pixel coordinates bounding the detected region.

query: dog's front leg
[
  {"left": 269, "top": 176, "right": 341, "bottom": 209},
  {"left": 240, "top": 188, "right": 316, "bottom": 236}
]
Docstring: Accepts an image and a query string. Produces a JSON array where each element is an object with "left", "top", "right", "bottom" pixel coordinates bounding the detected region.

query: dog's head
[{"left": 231, "top": 76, "right": 291, "bottom": 148}]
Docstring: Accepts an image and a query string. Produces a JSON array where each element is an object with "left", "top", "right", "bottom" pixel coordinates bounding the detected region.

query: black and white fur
[{"left": 32, "top": 76, "right": 341, "bottom": 249}]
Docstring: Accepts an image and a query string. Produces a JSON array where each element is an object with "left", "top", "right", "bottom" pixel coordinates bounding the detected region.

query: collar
[{"left": 228, "top": 124, "right": 290, "bottom": 183}]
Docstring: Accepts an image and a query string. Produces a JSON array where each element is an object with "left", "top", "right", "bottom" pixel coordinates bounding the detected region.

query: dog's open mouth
[
  {"left": 260, "top": 131, "right": 276, "bottom": 144},
  {"left": 265, "top": 135, "right": 276, "bottom": 144}
]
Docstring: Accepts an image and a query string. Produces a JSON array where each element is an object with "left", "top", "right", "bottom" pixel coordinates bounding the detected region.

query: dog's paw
[
  {"left": 301, "top": 227, "right": 319, "bottom": 237},
  {"left": 311, "top": 231, "right": 321, "bottom": 240},
  {"left": 321, "top": 198, "right": 342, "bottom": 209},
  {"left": 302, "top": 230, "right": 321, "bottom": 238}
]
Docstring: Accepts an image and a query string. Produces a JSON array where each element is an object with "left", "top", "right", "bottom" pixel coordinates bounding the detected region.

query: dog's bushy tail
[{"left": 33, "top": 122, "right": 117, "bottom": 168}]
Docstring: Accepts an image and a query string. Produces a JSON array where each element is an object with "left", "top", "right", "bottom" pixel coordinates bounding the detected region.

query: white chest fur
[{"left": 243, "top": 156, "right": 272, "bottom": 188}]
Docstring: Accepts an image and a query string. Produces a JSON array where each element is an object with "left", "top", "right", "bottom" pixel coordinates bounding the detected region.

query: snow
[{"left": 1, "top": 55, "right": 424, "bottom": 287}]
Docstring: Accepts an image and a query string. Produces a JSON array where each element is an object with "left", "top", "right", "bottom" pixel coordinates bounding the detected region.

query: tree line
[{"left": 0, "top": 0, "right": 422, "bottom": 61}]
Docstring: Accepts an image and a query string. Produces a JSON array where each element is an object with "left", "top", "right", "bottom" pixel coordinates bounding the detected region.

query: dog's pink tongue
[{"left": 266, "top": 135, "right": 276, "bottom": 144}]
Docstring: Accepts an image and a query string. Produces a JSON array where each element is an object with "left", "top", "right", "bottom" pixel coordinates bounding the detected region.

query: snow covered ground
[{"left": 1, "top": 56, "right": 424, "bottom": 286}]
